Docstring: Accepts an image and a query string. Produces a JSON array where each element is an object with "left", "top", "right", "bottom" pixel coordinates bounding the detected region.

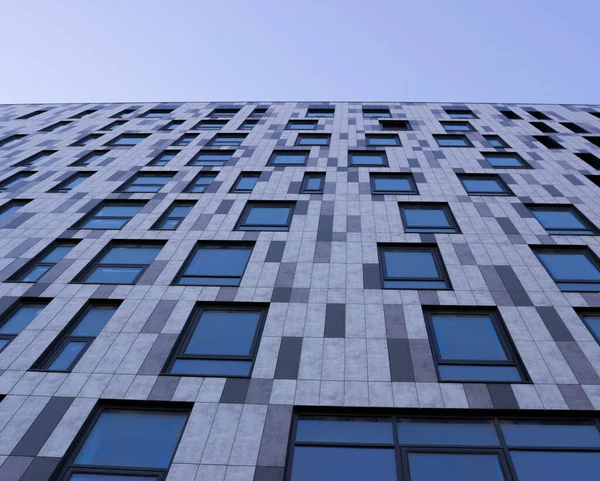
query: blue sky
[{"left": 1, "top": 0, "right": 599, "bottom": 104}]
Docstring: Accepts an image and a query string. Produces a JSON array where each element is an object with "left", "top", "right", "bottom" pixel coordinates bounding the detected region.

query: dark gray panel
[
  {"left": 558, "top": 384, "right": 595, "bottom": 410},
  {"left": 535, "top": 307, "right": 574, "bottom": 342},
  {"left": 387, "top": 339, "right": 414, "bottom": 382},
  {"left": 220, "top": 378, "right": 251, "bottom": 403},
  {"left": 383, "top": 304, "right": 408, "bottom": 339},
  {"left": 141, "top": 300, "right": 177, "bottom": 334},
  {"left": 265, "top": 241, "right": 286, "bottom": 262},
  {"left": 487, "top": 384, "right": 519, "bottom": 409},
  {"left": 0, "top": 456, "right": 33, "bottom": 481},
  {"left": 148, "top": 376, "right": 180, "bottom": 401},
  {"left": 274, "top": 337, "right": 303, "bottom": 379},
  {"left": 19, "top": 456, "right": 61, "bottom": 481},
  {"left": 246, "top": 379, "right": 274, "bottom": 404},
  {"left": 257, "top": 405, "right": 293, "bottom": 467},
  {"left": 137, "top": 333, "right": 178, "bottom": 375},
  {"left": 254, "top": 466, "right": 284, "bottom": 481},
  {"left": 324, "top": 303, "right": 345, "bottom": 338}
]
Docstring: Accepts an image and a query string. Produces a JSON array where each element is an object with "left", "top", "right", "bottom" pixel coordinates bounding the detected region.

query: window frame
[
  {"left": 49, "top": 172, "right": 94, "bottom": 193},
  {"left": 160, "top": 120, "right": 184, "bottom": 132},
  {"left": 71, "top": 134, "right": 102, "bottom": 147},
  {"left": 69, "top": 109, "right": 96, "bottom": 119},
  {"left": 365, "top": 134, "right": 401, "bottom": 147},
  {"left": 148, "top": 150, "right": 179, "bottom": 166},
  {"left": 532, "top": 245, "right": 600, "bottom": 292},
  {"left": 348, "top": 150, "right": 389, "bottom": 167},
  {"left": 239, "top": 119, "right": 259, "bottom": 130},
  {"left": 440, "top": 121, "right": 475, "bottom": 132},
  {"left": 171, "top": 133, "right": 198, "bottom": 146},
  {"left": 73, "top": 201, "right": 146, "bottom": 230},
  {"left": 151, "top": 201, "right": 196, "bottom": 230},
  {"left": 295, "top": 134, "right": 331, "bottom": 146},
  {"left": 0, "top": 199, "right": 30, "bottom": 221},
  {"left": 208, "top": 133, "right": 247, "bottom": 147},
  {"left": 188, "top": 149, "right": 235, "bottom": 166},
  {"left": 306, "top": 108, "right": 335, "bottom": 118},
  {"left": 370, "top": 173, "right": 419, "bottom": 195},
  {"left": 458, "top": 174, "right": 514, "bottom": 196},
  {"left": 267, "top": 150, "right": 309, "bottom": 166},
  {"left": 117, "top": 172, "right": 174, "bottom": 193},
  {"left": 230, "top": 172, "right": 261, "bottom": 193},
  {"left": 363, "top": 108, "right": 391, "bottom": 118},
  {"left": 209, "top": 108, "right": 240, "bottom": 119},
  {"left": 0, "top": 299, "right": 49, "bottom": 353},
  {"left": 0, "top": 171, "right": 35, "bottom": 191},
  {"left": 398, "top": 202, "right": 461, "bottom": 234},
  {"left": 379, "top": 120, "right": 412, "bottom": 131},
  {"left": 12, "top": 150, "right": 57, "bottom": 167},
  {"left": 99, "top": 120, "right": 127, "bottom": 131},
  {"left": 434, "top": 134, "right": 474, "bottom": 148},
  {"left": 111, "top": 108, "right": 136, "bottom": 119},
  {"left": 192, "top": 119, "right": 228, "bottom": 130},
  {"left": 235, "top": 201, "right": 296, "bottom": 231},
  {"left": 139, "top": 109, "right": 173, "bottom": 118},
  {"left": 533, "top": 135, "right": 564, "bottom": 150},
  {"left": 184, "top": 172, "right": 218, "bottom": 193},
  {"left": 484, "top": 135, "right": 510, "bottom": 148},
  {"left": 286, "top": 120, "right": 318, "bottom": 130},
  {"left": 105, "top": 133, "right": 150, "bottom": 147},
  {"left": 527, "top": 204, "right": 598, "bottom": 235},
  {"left": 482, "top": 152, "right": 532, "bottom": 169},
  {"left": 578, "top": 311, "right": 600, "bottom": 344},
  {"left": 8, "top": 239, "right": 79, "bottom": 282},
  {"left": 444, "top": 108, "right": 477, "bottom": 119},
  {"left": 70, "top": 150, "right": 108, "bottom": 166},
  {"left": 39, "top": 121, "right": 71, "bottom": 132},
  {"left": 301, "top": 172, "right": 326, "bottom": 194}
]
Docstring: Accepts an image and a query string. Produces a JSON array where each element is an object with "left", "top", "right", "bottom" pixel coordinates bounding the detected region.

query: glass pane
[
  {"left": 125, "top": 185, "right": 160, "bottom": 193},
  {"left": 485, "top": 155, "right": 524, "bottom": 167},
  {"left": 404, "top": 208, "right": 450, "bottom": 227},
  {"left": 397, "top": 420, "right": 499, "bottom": 446},
  {"left": 169, "top": 206, "right": 192, "bottom": 217},
  {"left": 179, "top": 276, "right": 240, "bottom": 286},
  {"left": 296, "top": 418, "right": 393, "bottom": 444},
  {"left": 462, "top": 179, "right": 504, "bottom": 193},
  {"left": 160, "top": 219, "right": 180, "bottom": 230},
  {"left": 86, "top": 267, "right": 142, "bottom": 284},
  {"left": 291, "top": 446, "right": 396, "bottom": 481},
  {"left": 431, "top": 314, "right": 508, "bottom": 361},
  {"left": 74, "top": 410, "right": 188, "bottom": 468},
  {"left": 532, "top": 210, "right": 586, "bottom": 230},
  {"left": 538, "top": 252, "right": 600, "bottom": 281},
  {"left": 102, "top": 246, "right": 161, "bottom": 265},
  {"left": 170, "top": 358, "right": 252, "bottom": 376},
  {"left": 584, "top": 316, "right": 600, "bottom": 340},
  {"left": 298, "top": 137, "right": 328, "bottom": 145},
  {"left": 69, "top": 474, "right": 157, "bottom": 481},
  {"left": 367, "top": 137, "right": 398, "bottom": 145},
  {"left": 0, "top": 339, "right": 9, "bottom": 352},
  {"left": 132, "top": 176, "right": 171, "bottom": 185},
  {"left": 185, "top": 310, "right": 260, "bottom": 356},
  {"left": 448, "top": 112, "right": 474, "bottom": 119},
  {"left": 373, "top": 177, "right": 412, "bottom": 192},
  {"left": 409, "top": 453, "right": 506, "bottom": 481},
  {"left": 113, "top": 137, "right": 143, "bottom": 145},
  {"left": 95, "top": 205, "right": 143, "bottom": 217},
  {"left": 22, "top": 265, "right": 51, "bottom": 282},
  {"left": 0, "top": 205, "right": 22, "bottom": 220},
  {"left": 438, "top": 137, "right": 469, "bottom": 147},
  {"left": 438, "top": 364, "right": 522, "bottom": 382},
  {"left": 511, "top": 451, "right": 600, "bottom": 481},
  {"left": 63, "top": 176, "right": 88, "bottom": 189},
  {"left": 0, "top": 305, "right": 44, "bottom": 334},
  {"left": 444, "top": 124, "right": 471, "bottom": 131},
  {"left": 272, "top": 153, "right": 307, "bottom": 165},
  {"left": 501, "top": 422, "right": 600, "bottom": 447},
  {"left": 350, "top": 154, "right": 385, "bottom": 165},
  {"left": 48, "top": 341, "right": 87, "bottom": 371},
  {"left": 489, "top": 139, "right": 504, "bottom": 147},
  {"left": 245, "top": 206, "right": 291, "bottom": 226},
  {"left": 305, "top": 177, "right": 323, "bottom": 191},
  {"left": 383, "top": 250, "right": 440, "bottom": 279},
  {"left": 83, "top": 218, "right": 129, "bottom": 229},
  {"left": 42, "top": 246, "right": 74, "bottom": 263},
  {"left": 195, "top": 153, "right": 232, "bottom": 162},
  {"left": 288, "top": 123, "right": 316, "bottom": 130},
  {"left": 71, "top": 307, "right": 118, "bottom": 337},
  {"left": 236, "top": 176, "right": 259, "bottom": 191},
  {"left": 185, "top": 247, "right": 251, "bottom": 277}
]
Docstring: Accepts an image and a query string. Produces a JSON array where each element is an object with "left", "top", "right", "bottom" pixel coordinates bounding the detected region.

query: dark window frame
[
  {"left": 484, "top": 135, "right": 510, "bottom": 148},
  {"left": 209, "top": 108, "right": 240, "bottom": 119},
  {"left": 192, "top": 119, "right": 228, "bottom": 130},
  {"left": 17, "top": 110, "right": 46, "bottom": 120},
  {"left": 482, "top": 152, "right": 532, "bottom": 169},
  {"left": 370, "top": 173, "right": 419, "bottom": 195},
  {"left": 444, "top": 108, "right": 477, "bottom": 119},
  {"left": 235, "top": 201, "right": 296, "bottom": 231},
  {"left": 458, "top": 174, "right": 514, "bottom": 196},
  {"left": 434, "top": 134, "right": 474, "bottom": 148},
  {"left": 365, "top": 134, "right": 401, "bottom": 147},
  {"left": 208, "top": 133, "right": 247, "bottom": 147},
  {"left": 70, "top": 150, "right": 109, "bottom": 166},
  {"left": 39, "top": 121, "right": 71, "bottom": 132},
  {"left": 363, "top": 108, "right": 391, "bottom": 118},
  {"left": 533, "top": 135, "right": 564, "bottom": 150},
  {"left": 148, "top": 150, "right": 179, "bottom": 166},
  {"left": 99, "top": 120, "right": 127, "bottom": 131},
  {"left": 267, "top": 150, "right": 309, "bottom": 166},
  {"left": 160, "top": 120, "right": 184, "bottom": 132},
  {"left": 532, "top": 245, "right": 600, "bottom": 292},
  {"left": 73, "top": 201, "right": 146, "bottom": 230},
  {"left": 13, "top": 150, "right": 57, "bottom": 167},
  {"left": 295, "top": 134, "right": 331, "bottom": 146},
  {"left": 527, "top": 204, "right": 598, "bottom": 235},
  {"left": 239, "top": 119, "right": 259, "bottom": 130},
  {"left": 286, "top": 120, "right": 318, "bottom": 130},
  {"left": 528, "top": 110, "right": 551, "bottom": 120},
  {"left": 230, "top": 172, "right": 261, "bottom": 193},
  {"left": 117, "top": 172, "right": 175, "bottom": 193},
  {"left": 499, "top": 109, "right": 522, "bottom": 120},
  {"left": 111, "top": 108, "right": 136, "bottom": 119},
  {"left": 0, "top": 171, "right": 35, "bottom": 191},
  {"left": 8, "top": 239, "right": 79, "bottom": 282},
  {"left": 348, "top": 151, "right": 389, "bottom": 167},
  {"left": 139, "top": 109, "right": 173, "bottom": 118},
  {"left": 398, "top": 202, "right": 461, "bottom": 234},
  {"left": 440, "top": 121, "right": 475, "bottom": 132},
  {"left": 151, "top": 201, "right": 196, "bottom": 230},
  {"left": 184, "top": 172, "right": 218, "bottom": 193},
  {"left": 578, "top": 310, "right": 600, "bottom": 345},
  {"left": 69, "top": 109, "right": 96, "bottom": 119},
  {"left": 379, "top": 120, "right": 412, "bottom": 131},
  {"left": 71, "top": 134, "right": 102, "bottom": 147},
  {"left": 0, "top": 299, "right": 49, "bottom": 353},
  {"left": 105, "top": 133, "right": 150, "bottom": 147},
  {"left": 171, "top": 133, "right": 198, "bottom": 146},
  {"left": 0, "top": 134, "right": 26, "bottom": 147},
  {"left": 306, "top": 108, "right": 335, "bottom": 118},
  {"left": 187, "top": 149, "right": 235, "bottom": 166},
  {"left": 49, "top": 172, "right": 94, "bottom": 193},
  {"left": 0, "top": 199, "right": 31, "bottom": 221},
  {"left": 301, "top": 172, "right": 326, "bottom": 194},
  {"left": 561, "top": 122, "right": 589, "bottom": 134}
]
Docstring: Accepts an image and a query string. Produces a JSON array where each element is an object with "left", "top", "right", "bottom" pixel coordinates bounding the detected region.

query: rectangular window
[
  {"left": 458, "top": 174, "right": 513, "bottom": 196},
  {"left": 0, "top": 171, "right": 34, "bottom": 191},
  {"left": 10, "top": 240, "right": 78, "bottom": 282},
  {"left": 399, "top": 203, "right": 460, "bottom": 233},
  {"left": 164, "top": 303, "right": 267, "bottom": 376},
  {"left": 483, "top": 152, "right": 531, "bottom": 169},
  {"left": 0, "top": 300, "right": 48, "bottom": 353},
  {"left": 531, "top": 121, "right": 557, "bottom": 133},
  {"left": 249, "top": 107, "right": 267, "bottom": 118},
  {"left": 209, "top": 108, "right": 240, "bottom": 118},
  {"left": 576, "top": 152, "right": 600, "bottom": 170},
  {"left": 75, "top": 201, "right": 145, "bottom": 229},
  {"left": 444, "top": 108, "right": 476, "bottom": 119},
  {"left": 106, "top": 133, "right": 150, "bottom": 147},
  {"left": 562, "top": 122, "right": 589, "bottom": 134},
  {"left": 71, "top": 134, "right": 102, "bottom": 146},
  {"left": 301, "top": 173, "right": 326, "bottom": 193},
  {"left": 528, "top": 110, "right": 551, "bottom": 120},
  {"left": 54, "top": 404, "right": 189, "bottom": 480},
  {"left": 532, "top": 246, "right": 600, "bottom": 291},
  {"left": 208, "top": 133, "right": 246, "bottom": 146},
  {"left": 379, "top": 120, "right": 412, "bottom": 130},
  {"left": 119, "top": 172, "right": 174, "bottom": 193},
  {"left": 498, "top": 109, "right": 522, "bottom": 120},
  {"left": 172, "top": 133, "right": 198, "bottom": 146},
  {"left": 528, "top": 204, "right": 597, "bottom": 235},
  {"left": 39, "top": 121, "right": 70, "bottom": 132},
  {"left": 366, "top": 134, "right": 401, "bottom": 146},
  {"left": 192, "top": 119, "right": 228, "bottom": 130},
  {"left": 49, "top": 172, "right": 94, "bottom": 193},
  {"left": 363, "top": 108, "right": 391, "bottom": 118},
  {"left": 370, "top": 174, "right": 418, "bottom": 195},
  {"left": 70, "top": 150, "right": 108, "bottom": 166},
  {"left": 307, "top": 108, "right": 335, "bottom": 118},
  {"left": 76, "top": 242, "right": 163, "bottom": 284},
  {"left": 441, "top": 121, "right": 475, "bottom": 132},
  {"left": 349, "top": 151, "right": 388, "bottom": 166},
  {"left": 534, "top": 135, "right": 564, "bottom": 149},
  {"left": 0, "top": 134, "right": 26, "bottom": 148},
  {"left": 148, "top": 150, "right": 178, "bottom": 166},
  {"left": 425, "top": 309, "right": 528, "bottom": 382},
  {"left": 286, "top": 120, "right": 318, "bottom": 130},
  {"left": 236, "top": 202, "right": 295, "bottom": 231},
  {"left": 100, "top": 120, "right": 126, "bottom": 131},
  {"left": 239, "top": 119, "right": 258, "bottom": 130},
  {"left": 230, "top": 172, "right": 260, "bottom": 193},
  {"left": 434, "top": 134, "right": 473, "bottom": 147},
  {"left": 174, "top": 242, "right": 253, "bottom": 286},
  {"left": 160, "top": 120, "right": 184, "bottom": 131},
  {"left": 484, "top": 135, "right": 509, "bottom": 148},
  {"left": 32, "top": 302, "right": 119, "bottom": 372},
  {"left": 13, "top": 150, "right": 56, "bottom": 167},
  {"left": 295, "top": 134, "right": 331, "bottom": 146},
  {"left": 17, "top": 110, "right": 46, "bottom": 119},
  {"left": 140, "top": 109, "right": 173, "bottom": 118},
  {"left": 111, "top": 108, "right": 135, "bottom": 118},
  {"left": 185, "top": 172, "right": 218, "bottom": 193},
  {"left": 378, "top": 244, "right": 451, "bottom": 289},
  {"left": 268, "top": 150, "right": 309, "bottom": 166},
  {"left": 69, "top": 109, "right": 96, "bottom": 119},
  {"left": 585, "top": 136, "right": 600, "bottom": 148},
  {"left": 0, "top": 200, "right": 30, "bottom": 222},
  {"left": 152, "top": 201, "right": 195, "bottom": 230},
  {"left": 580, "top": 313, "right": 600, "bottom": 344}
]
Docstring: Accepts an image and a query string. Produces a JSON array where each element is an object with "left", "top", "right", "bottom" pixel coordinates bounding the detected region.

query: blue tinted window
[
  {"left": 366, "top": 135, "right": 400, "bottom": 146},
  {"left": 442, "top": 122, "right": 473, "bottom": 132},
  {"left": 191, "top": 151, "right": 233, "bottom": 165},
  {"left": 86, "top": 267, "right": 142, "bottom": 284},
  {"left": 0, "top": 304, "right": 44, "bottom": 334},
  {"left": 401, "top": 205, "right": 457, "bottom": 233},
  {"left": 172, "top": 134, "right": 197, "bottom": 146},
  {"left": 57, "top": 172, "right": 92, "bottom": 191},
  {"left": 461, "top": 177, "right": 509, "bottom": 194},
  {"left": 307, "top": 108, "right": 335, "bottom": 117},
  {"left": 583, "top": 316, "right": 600, "bottom": 342},
  {"left": 170, "top": 358, "right": 252, "bottom": 376},
  {"left": 209, "top": 135, "right": 245, "bottom": 146},
  {"left": 511, "top": 451, "right": 600, "bottom": 481},
  {"left": 71, "top": 307, "right": 117, "bottom": 337},
  {"left": 186, "top": 173, "right": 217, "bottom": 193},
  {"left": 437, "top": 364, "right": 522, "bottom": 382},
  {"left": 409, "top": 453, "right": 506, "bottom": 481},
  {"left": 194, "top": 120, "right": 227, "bottom": 129},
  {"left": 363, "top": 109, "right": 391, "bottom": 118},
  {"left": 436, "top": 135, "right": 471, "bottom": 147},
  {"left": 501, "top": 422, "right": 600, "bottom": 447},
  {"left": 22, "top": 265, "right": 51, "bottom": 282},
  {"left": 530, "top": 207, "right": 593, "bottom": 234},
  {"left": 297, "top": 418, "right": 393, "bottom": 444},
  {"left": 296, "top": 135, "right": 330, "bottom": 146},
  {"left": 74, "top": 409, "right": 187, "bottom": 469},
  {"left": 287, "top": 121, "right": 317, "bottom": 130},
  {"left": 124, "top": 174, "right": 172, "bottom": 193},
  {"left": 74, "top": 151, "right": 106, "bottom": 166},
  {"left": 269, "top": 152, "right": 308, "bottom": 165},
  {"left": 384, "top": 250, "right": 439, "bottom": 279},
  {"left": 232, "top": 173, "right": 259, "bottom": 192},
  {"left": 18, "top": 242, "right": 76, "bottom": 282},
  {"left": 82, "top": 203, "right": 143, "bottom": 229},
  {"left": 238, "top": 204, "right": 294, "bottom": 230},
  {"left": 445, "top": 109, "right": 475, "bottom": 119},
  {"left": 0, "top": 173, "right": 33, "bottom": 190},
  {"left": 371, "top": 175, "right": 416, "bottom": 194},
  {"left": 486, "top": 136, "right": 508, "bottom": 148},
  {"left": 102, "top": 246, "right": 161, "bottom": 265},
  {"left": 82, "top": 244, "right": 161, "bottom": 284},
  {"left": 47, "top": 341, "right": 87, "bottom": 371},
  {"left": 109, "top": 135, "right": 148, "bottom": 146},
  {"left": 397, "top": 421, "right": 499, "bottom": 446},
  {"left": 484, "top": 154, "right": 527, "bottom": 168},
  {"left": 537, "top": 251, "right": 600, "bottom": 281},
  {"left": 0, "top": 201, "right": 28, "bottom": 221},
  {"left": 349, "top": 152, "right": 387, "bottom": 166},
  {"left": 178, "top": 245, "right": 252, "bottom": 286}
]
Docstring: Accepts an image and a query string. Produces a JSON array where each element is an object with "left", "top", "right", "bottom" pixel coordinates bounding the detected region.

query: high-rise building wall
[{"left": 0, "top": 101, "right": 599, "bottom": 481}]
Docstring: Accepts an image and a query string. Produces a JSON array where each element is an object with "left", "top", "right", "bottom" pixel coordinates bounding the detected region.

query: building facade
[{"left": 0, "top": 101, "right": 599, "bottom": 480}]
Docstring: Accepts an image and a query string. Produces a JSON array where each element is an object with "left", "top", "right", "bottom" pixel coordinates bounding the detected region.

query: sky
[{"left": 1, "top": 0, "right": 599, "bottom": 105}]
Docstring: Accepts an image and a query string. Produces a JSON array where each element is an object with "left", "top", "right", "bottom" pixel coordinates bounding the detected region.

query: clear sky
[{"left": 1, "top": 0, "right": 599, "bottom": 105}]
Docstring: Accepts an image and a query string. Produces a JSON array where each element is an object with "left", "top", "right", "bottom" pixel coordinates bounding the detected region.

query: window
[
  {"left": 13, "top": 150, "right": 56, "bottom": 167},
  {"left": 499, "top": 109, "right": 522, "bottom": 120},
  {"left": 483, "top": 152, "right": 531, "bottom": 169},
  {"left": 160, "top": 120, "right": 184, "bottom": 131},
  {"left": 286, "top": 120, "right": 318, "bottom": 130},
  {"left": 485, "top": 135, "right": 509, "bottom": 148},
  {"left": 425, "top": 309, "right": 527, "bottom": 382},
  {"left": 106, "top": 133, "right": 150, "bottom": 147},
  {"left": 152, "top": 201, "right": 195, "bottom": 230},
  {"left": 399, "top": 203, "right": 460, "bottom": 233},
  {"left": 174, "top": 243, "right": 253, "bottom": 286},
  {"left": 576, "top": 152, "right": 600, "bottom": 170},
  {"left": 71, "top": 134, "right": 102, "bottom": 146},
  {"left": 140, "top": 108, "right": 173, "bottom": 118},
  {"left": 32, "top": 302, "right": 119, "bottom": 371},
  {"left": 586, "top": 136, "right": 600, "bottom": 148},
  {"left": 378, "top": 244, "right": 451, "bottom": 289},
  {"left": 50, "top": 172, "right": 94, "bottom": 193},
  {"left": 528, "top": 110, "right": 551, "bottom": 120},
  {"left": 307, "top": 108, "right": 335, "bottom": 118},
  {"left": 0, "top": 171, "right": 34, "bottom": 191},
  {"left": 54, "top": 404, "right": 189, "bottom": 480},
  {"left": 458, "top": 174, "right": 513, "bottom": 196},
  {"left": 370, "top": 174, "right": 418, "bottom": 195},
  {"left": 562, "top": 122, "right": 589, "bottom": 134},
  {"left": 0, "top": 300, "right": 48, "bottom": 353},
  {"left": 531, "top": 121, "right": 557, "bottom": 134},
  {"left": 185, "top": 172, "right": 218, "bottom": 193},
  {"left": 580, "top": 313, "right": 600, "bottom": 344},
  {"left": 366, "top": 134, "right": 400, "bottom": 146},
  {"left": 39, "top": 121, "right": 70, "bottom": 132},
  {"left": 71, "top": 150, "right": 108, "bottom": 166},
  {"left": 301, "top": 173, "right": 326, "bottom": 193},
  {"left": 209, "top": 108, "right": 240, "bottom": 118},
  {"left": 363, "top": 108, "right": 391, "bottom": 118},
  {"left": 148, "top": 150, "right": 178, "bottom": 166},
  {"left": 192, "top": 119, "right": 228, "bottom": 130},
  {"left": 287, "top": 413, "right": 600, "bottom": 481},
  {"left": 69, "top": 109, "right": 96, "bottom": 119},
  {"left": 230, "top": 172, "right": 260, "bottom": 193},
  {"left": 379, "top": 120, "right": 412, "bottom": 130},
  {"left": 295, "top": 134, "right": 331, "bottom": 146},
  {"left": 76, "top": 242, "right": 163, "bottom": 284},
  {"left": 434, "top": 134, "right": 473, "bottom": 147},
  {"left": 590, "top": 111, "right": 600, "bottom": 120},
  {"left": 0, "top": 200, "right": 30, "bottom": 222},
  {"left": 208, "top": 133, "right": 246, "bottom": 146},
  {"left": 10, "top": 240, "right": 78, "bottom": 282},
  {"left": 249, "top": 107, "right": 267, "bottom": 118},
  {"left": 75, "top": 201, "right": 145, "bottom": 229},
  {"left": 164, "top": 303, "right": 267, "bottom": 376},
  {"left": 268, "top": 150, "right": 309, "bottom": 166},
  {"left": 533, "top": 135, "right": 564, "bottom": 149},
  {"left": 111, "top": 108, "right": 135, "bottom": 118},
  {"left": 441, "top": 121, "right": 475, "bottom": 132},
  {"left": 528, "top": 204, "right": 596, "bottom": 235},
  {"left": 119, "top": 172, "right": 173, "bottom": 193},
  {"left": 236, "top": 202, "right": 295, "bottom": 231},
  {"left": 17, "top": 109, "right": 46, "bottom": 119},
  {"left": 100, "top": 120, "right": 126, "bottom": 131},
  {"left": 348, "top": 151, "right": 388, "bottom": 166},
  {"left": 172, "top": 133, "right": 197, "bottom": 146},
  {"left": 533, "top": 246, "right": 600, "bottom": 291},
  {"left": 444, "top": 108, "right": 476, "bottom": 119},
  {"left": 239, "top": 119, "right": 258, "bottom": 130}
]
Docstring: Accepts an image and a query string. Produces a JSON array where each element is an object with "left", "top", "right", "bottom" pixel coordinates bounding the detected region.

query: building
[{"left": 0, "top": 101, "right": 599, "bottom": 481}]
